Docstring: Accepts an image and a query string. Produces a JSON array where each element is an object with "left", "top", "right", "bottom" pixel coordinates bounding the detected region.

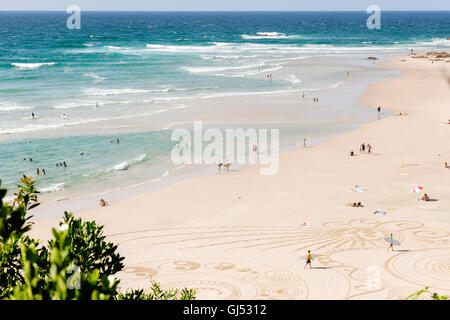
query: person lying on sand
[
  {"left": 346, "top": 202, "right": 363, "bottom": 207},
  {"left": 99, "top": 199, "right": 109, "bottom": 207}
]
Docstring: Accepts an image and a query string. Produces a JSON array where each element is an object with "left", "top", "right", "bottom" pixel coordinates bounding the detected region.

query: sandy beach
[{"left": 30, "top": 54, "right": 450, "bottom": 300}]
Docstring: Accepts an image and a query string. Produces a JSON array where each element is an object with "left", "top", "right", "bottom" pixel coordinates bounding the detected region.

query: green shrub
[
  {"left": 0, "top": 176, "right": 47, "bottom": 298},
  {"left": 407, "top": 287, "right": 448, "bottom": 300},
  {"left": 0, "top": 176, "right": 196, "bottom": 300},
  {"left": 7, "top": 228, "right": 118, "bottom": 300},
  {"left": 50, "top": 212, "right": 124, "bottom": 277},
  {"left": 117, "top": 281, "right": 196, "bottom": 300}
]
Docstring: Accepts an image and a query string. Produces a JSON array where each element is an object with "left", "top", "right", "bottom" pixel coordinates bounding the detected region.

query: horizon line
[{"left": 1, "top": 9, "right": 449, "bottom": 12}]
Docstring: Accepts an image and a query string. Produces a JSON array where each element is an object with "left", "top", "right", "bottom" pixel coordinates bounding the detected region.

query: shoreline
[
  {"left": 30, "top": 53, "right": 450, "bottom": 299},
  {"left": 19, "top": 54, "right": 399, "bottom": 218}
]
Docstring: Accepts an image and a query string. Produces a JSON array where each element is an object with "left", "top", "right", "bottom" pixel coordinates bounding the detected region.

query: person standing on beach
[
  {"left": 303, "top": 138, "right": 307, "bottom": 148},
  {"left": 218, "top": 161, "right": 223, "bottom": 174},
  {"left": 367, "top": 144, "right": 372, "bottom": 154},
  {"left": 386, "top": 233, "right": 394, "bottom": 252},
  {"left": 31, "top": 112, "right": 35, "bottom": 120},
  {"left": 304, "top": 250, "right": 313, "bottom": 269},
  {"left": 360, "top": 143, "right": 366, "bottom": 153},
  {"left": 377, "top": 106, "right": 381, "bottom": 113}
]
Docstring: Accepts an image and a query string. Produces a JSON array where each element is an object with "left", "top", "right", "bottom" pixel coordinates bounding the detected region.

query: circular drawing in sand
[
  {"left": 385, "top": 248, "right": 450, "bottom": 291},
  {"left": 118, "top": 258, "right": 309, "bottom": 300}
]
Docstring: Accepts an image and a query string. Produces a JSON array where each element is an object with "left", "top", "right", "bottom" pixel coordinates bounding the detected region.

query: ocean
[{"left": 0, "top": 11, "right": 449, "bottom": 204}]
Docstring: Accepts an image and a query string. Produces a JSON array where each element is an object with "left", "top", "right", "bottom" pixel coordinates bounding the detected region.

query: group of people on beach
[
  {"left": 349, "top": 143, "right": 373, "bottom": 156},
  {"left": 217, "top": 160, "right": 231, "bottom": 173},
  {"left": 359, "top": 143, "right": 372, "bottom": 154}
]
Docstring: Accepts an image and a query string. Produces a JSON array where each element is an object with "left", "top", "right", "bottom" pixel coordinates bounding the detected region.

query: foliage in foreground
[
  {"left": 407, "top": 287, "right": 448, "bottom": 300},
  {"left": 0, "top": 176, "right": 196, "bottom": 300}
]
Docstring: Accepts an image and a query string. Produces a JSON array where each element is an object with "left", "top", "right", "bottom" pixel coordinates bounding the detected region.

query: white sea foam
[
  {"left": 84, "top": 88, "right": 152, "bottom": 96},
  {"left": 241, "top": 32, "right": 300, "bottom": 40},
  {"left": 52, "top": 101, "right": 98, "bottom": 109},
  {"left": 12, "top": 62, "right": 56, "bottom": 69},
  {"left": 0, "top": 102, "right": 35, "bottom": 112},
  {"left": 106, "top": 154, "right": 148, "bottom": 172},
  {"left": 39, "top": 183, "right": 64, "bottom": 193},
  {"left": 415, "top": 38, "right": 450, "bottom": 47},
  {"left": 0, "top": 117, "right": 111, "bottom": 135},
  {"left": 212, "top": 65, "right": 283, "bottom": 77},
  {"left": 84, "top": 72, "right": 105, "bottom": 83},
  {"left": 286, "top": 75, "right": 302, "bottom": 84},
  {"left": 104, "top": 45, "right": 121, "bottom": 50},
  {"left": 302, "top": 80, "right": 344, "bottom": 92},
  {"left": 182, "top": 62, "right": 266, "bottom": 74}
]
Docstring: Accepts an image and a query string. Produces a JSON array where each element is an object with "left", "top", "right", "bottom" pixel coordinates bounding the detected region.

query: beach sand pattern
[
  {"left": 119, "top": 258, "right": 309, "bottom": 300},
  {"left": 385, "top": 248, "right": 450, "bottom": 291},
  {"left": 111, "top": 219, "right": 450, "bottom": 299}
]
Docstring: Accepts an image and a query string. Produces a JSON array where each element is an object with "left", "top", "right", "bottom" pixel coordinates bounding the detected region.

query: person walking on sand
[
  {"left": 304, "top": 250, "right": 313, "bottom": 269},
  {"left": 360, "top": 143, "right": 365, "bottom": 153},
  {"left": 303, "top": 138, "right": 307, "bottom": 148},
  {"left": 386, "top": 233, "right": 394, "bottom": 252}
]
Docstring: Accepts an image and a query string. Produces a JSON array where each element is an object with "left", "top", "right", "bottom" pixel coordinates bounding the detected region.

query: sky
[{"left": 1, "top": 0, "right": 449, "bottom": 11}]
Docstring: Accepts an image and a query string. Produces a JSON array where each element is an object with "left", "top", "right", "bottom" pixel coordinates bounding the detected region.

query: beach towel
[{"left": 350, "top": 186, "right": 368, "bottom": 192}]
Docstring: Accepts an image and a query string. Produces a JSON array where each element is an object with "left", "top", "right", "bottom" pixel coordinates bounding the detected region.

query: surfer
[{"left": 386, "top": 233, "right": 395, "bottom": 252}]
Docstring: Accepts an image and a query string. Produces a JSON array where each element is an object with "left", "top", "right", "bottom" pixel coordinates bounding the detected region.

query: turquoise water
[{"left": 0, "top": 11, "right": 449, "bottom": 199}]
